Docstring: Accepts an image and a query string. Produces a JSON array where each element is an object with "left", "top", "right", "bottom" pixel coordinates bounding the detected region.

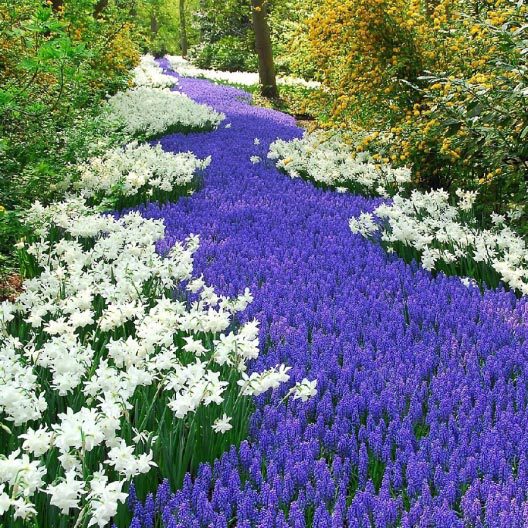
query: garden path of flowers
[{"left": 130, "top": 60, "right": 528, "bottom": 527}]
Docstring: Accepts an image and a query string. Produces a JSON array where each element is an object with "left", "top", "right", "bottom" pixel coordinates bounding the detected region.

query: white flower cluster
[
  {"left": 133, "top": 54, "right": 178, "bottom": 89},
  {"left": 107, "top": 86, "right": 225, "bottom": 138},
  {"left": 289, "top": 378, "right": 318, "bottom": 402},
  {"left": 0, "top": 198, "right": 304, "bottom": 526},
  {"left": 166, "top": 55, "right": 321, "bottom": 90},
  {"left": 268, "top": 132, "right": 411, "bottom": 196},
  {"left": 77, "top": 141, "right": 210, "bottom": 202},
  {"left": 350, "top": 189, "right": 528, "bottom": 295}
]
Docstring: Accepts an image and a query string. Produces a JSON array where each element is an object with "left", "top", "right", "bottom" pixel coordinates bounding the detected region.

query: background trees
[
  {"left": 189, "top": 0, "right": 258, "bottom": 71},
  {"left": 134, "top": 0, "right": 199, "bottom": 56},
  {"left": 188, "top": 0, "right": 316, "bottom": 96},
  {"left": 179, "top": 0, "right": 188, "bottom": 55}
]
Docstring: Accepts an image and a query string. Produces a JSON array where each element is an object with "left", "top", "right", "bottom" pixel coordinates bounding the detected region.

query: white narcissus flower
[
  {"left": 350, "top": 187, "right": 528, "bottom": 295},
  {"left": 58, "top": 453, "right": 82, "bottom": 473},
  {"left": 212, "top": 414, "right": 232, "bottom": 434},
  {"left": 87, "top": 471, "right": 128, "bottom": 528},
  {"left": 167, "top": 55, "right": 320, "bottom": 89},
  {"left": 106, "top": 86, "right": 225, "bottom": 138},
  {"left": 349, "top": 212, "right": 378, "bottom": 237},
  {"left": 133, "top": 54, "right": 177, "bottom": 89},
  {"left": 0, "top": 339, "right": 46, "bottom": 426},
  {"left": 12, "top": 498, "right": 37, "bottom": 520},
  {"left": 460, "top": 277, "right": 477, "bottom": 288},
  {"left": 0, "top": 301, "right": 15, "bottom": 327},
  {"left": 455, "top": 188, "right": 478, "bottom": 211},
  {"left": 19, "top": 426, "right": 53, "bottom": 457},
  {"left": 46, "top": 470, "right": 85, "bottom": 514},
  {"left": 187, "top": 275, "right": 205, "bottom": 293},
  {"left": 268, "top": 131, "right": 411, "bottom": 197},
  {"left": 238, "top": 364, "right": 291, "bottom": 397},
  {"left": 77, "top": 141, "right": 209, "bottom": 202},
  {"left": 290, "top": 378, "right": 318, "bottom": 402},
  {"left": 53, "top": 408, "right": 105, "bottom": 453},
  {"left": 0, "top": 450, "right": 46, "bottom": 498},
  {"left": 0, "top": 484, "right": 12, "bottom": 515},
  {"left": 183, "top": 336, "right": 207, "bottom": 356},
  {"left": 0, "top": 197, "right": 295, "bottom": 527},
  {"left": 106, "top": 440, "right": 156, "bottom": 479}
]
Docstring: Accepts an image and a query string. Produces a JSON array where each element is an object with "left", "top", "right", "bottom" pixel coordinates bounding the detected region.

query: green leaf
[{"left": 466, "top": 103, "right": 484, "bottom": 118}]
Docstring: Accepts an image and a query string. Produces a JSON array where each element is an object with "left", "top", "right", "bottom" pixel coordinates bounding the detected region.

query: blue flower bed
[{"left": 129, "top": 59, "right": 528, "bottom": 527}]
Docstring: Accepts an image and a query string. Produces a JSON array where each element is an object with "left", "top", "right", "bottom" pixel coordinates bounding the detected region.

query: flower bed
[
  {"left": 77, "top": 142, "right": 210, "bottom": 209},
  {"left": 268, "top": 131, "right": 411, "bottom": 196},
  {"left": 167, "top": 55, "right": 321, "bottom": 90},
  {"left": 133, "top": 55, "right": 178, "bottom": 89},
  {"left": 107, "top": 87, "right": 225, "bottom": 139},
  {"left": 350, "top": 188, "right": 528, "bottom": 295},
  {"left": 0, "top": 198, "right": 308, "bottom": 526},
  {"left": 123, "top": 64, "right": 528, "bottom": 528},
  {"left": 269, "top": 131, "right": 528, "bottom": 295}
]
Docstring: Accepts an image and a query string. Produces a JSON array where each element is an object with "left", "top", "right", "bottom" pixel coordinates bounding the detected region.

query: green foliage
[
  {"left": 249, "top": 84, "right": 317, "bottom": 120},
  {"left": 0, "top": 0, "right": 139, "bottom": 268},
  {"left": 303, "top": 0, "right": 528, "bottom": 224},
  {"left": 268, "top": 0, "right": 318, "bottom": 78},
  {"left": 189, "top": 35, "right": 258, "bottom": 71},
  {"left": 188, "top": 0, "right": 257, "bottom": 71},
  {"left": 369, "top": 3, "right": 528, "bottom": 226},
  {"left": 135, "top": 0, "right": 200, "bottom": 56},
  {"left": 407, "top": 25, "right": 528, "bottom": 224},
  {"left": 0, "top": 210, "right": 28, "bottom": 279},
  {"left": 194, "top": 0, "right": 253, "bottom": 44},
  {"left": 188, "top": 0, "right": 318, "bottom": 76},
  {"left": 0, "top": 112, "right": 125, "bottom": 274}
]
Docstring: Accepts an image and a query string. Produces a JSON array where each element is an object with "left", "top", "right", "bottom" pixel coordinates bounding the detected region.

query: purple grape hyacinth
[{"left": 129, "top": 59, "right": 528, "bottom": 527}]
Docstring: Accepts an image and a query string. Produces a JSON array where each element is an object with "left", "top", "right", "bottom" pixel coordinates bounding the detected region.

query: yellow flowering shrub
[
  {"left": 307, "top": 0, "right": 528, "bottom": 223},
  {"left": 307, "top": 0, "right": 441, "bottom": 128},
  {"left": 380, "top": 1, "right": 528, "bottom": 220}
]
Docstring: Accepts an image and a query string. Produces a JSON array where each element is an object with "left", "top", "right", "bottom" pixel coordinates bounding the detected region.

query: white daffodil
[
  {"left": 269, "top": 131, "right": 411, "bottom": 196},
  {"left": 167, "top": 55, "right": 321, "bottom": 89},
  {"left": 290, "top": 378, "right": 318, "bottom": 402},
  {"left": 133, "top": 54, "right": 177, "bottom": 89},
  {"left": 107, "top": 86, "right": 225, "bottom": 138},
  {"left": 212, "top": 413, "right": 232, "bottom": 434}
]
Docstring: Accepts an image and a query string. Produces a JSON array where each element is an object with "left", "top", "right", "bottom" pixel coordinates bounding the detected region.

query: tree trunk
[
  {"left": 179, "top": 0, "right": 188, "bottom": 57},
  {"left": 151, "top": 11, "right": 159, "bottom": 37},
  {"left": 94, "top": 0, "right": 108, "bottom": 18},
  {"left": 198, "top": 0, "right": 207, "bottom": 39},
  {"left": 251, "top": 0, "right": 278, "bottom": 99}
]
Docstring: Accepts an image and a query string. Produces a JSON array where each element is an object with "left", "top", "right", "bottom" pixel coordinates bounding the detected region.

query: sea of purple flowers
[{"left": 128, "top": 60, "right": 528, "bottom": 527}]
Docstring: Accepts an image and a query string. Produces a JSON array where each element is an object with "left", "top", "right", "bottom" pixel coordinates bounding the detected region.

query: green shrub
[
  {"left": 189, "top": 35, "right": 258, "bottom": 72},
  {"left": 0, "top": 0, "right": 139, "bottom": 267}
]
